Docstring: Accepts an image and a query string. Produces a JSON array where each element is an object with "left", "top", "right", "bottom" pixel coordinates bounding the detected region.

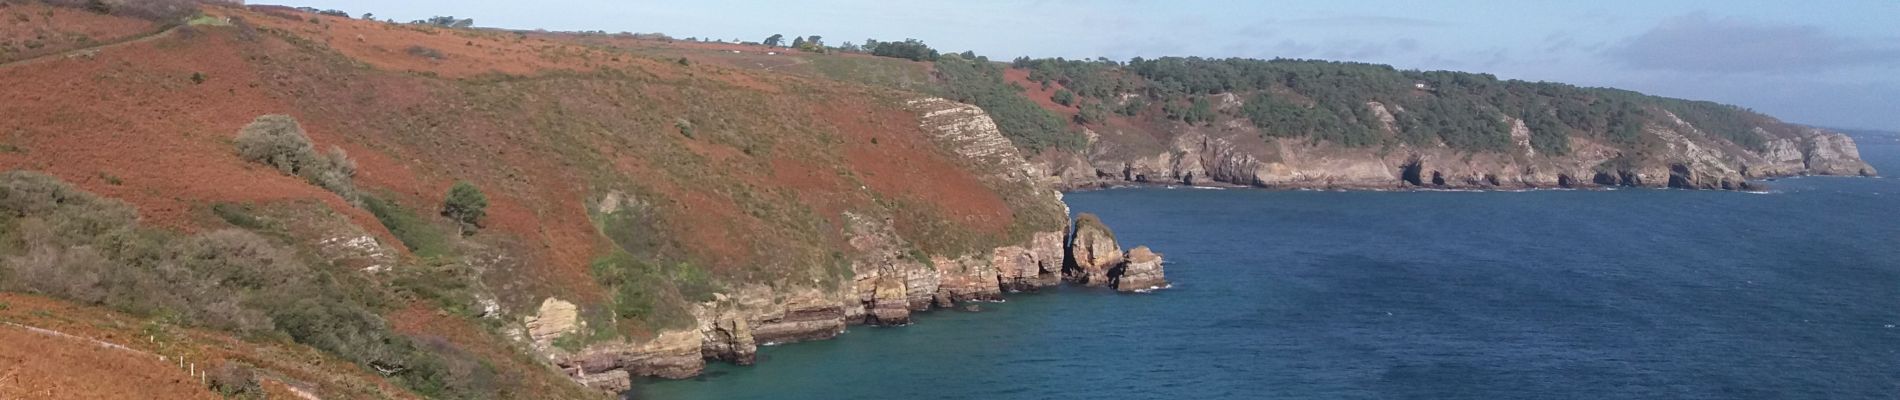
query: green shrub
[
  {"left": 208, "top": 361, "right": 262, "bottom": 397},
  {"left": 932, "top": 57, "right": 1084, "bottom": 153},
  {"left": 441, "top": 182, "right": 487, "bottom": 235},
  {"left": 0, "top": 172, "right": 496, "bottom": 400},
  {"left": 675, "top": 118, "right": 695, "bottom": 138},
  {"left": 235, "top": 115, "right": 319, "bottom": 175},
  {"left": 233, "top": 115, "right": 359, "bottom": 203},
  {"left": 588, "top": 251, "right": 697, "bottom": 329}
]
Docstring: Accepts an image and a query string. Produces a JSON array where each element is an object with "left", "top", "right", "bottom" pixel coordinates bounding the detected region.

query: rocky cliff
[{"left": 1041, "top": 107, "right": 1876, "bottom": 191}]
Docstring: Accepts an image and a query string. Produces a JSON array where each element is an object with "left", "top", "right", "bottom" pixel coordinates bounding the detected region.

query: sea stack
[
  {"left": 1065, "top": 213, "right": 1166, "bottom": 291},
  {"left": 1065, "top": 213, "right": 1123, "bottom": 286},
  {"left": 1115, "top": 246, "right": 1167, "bottom": 292}
]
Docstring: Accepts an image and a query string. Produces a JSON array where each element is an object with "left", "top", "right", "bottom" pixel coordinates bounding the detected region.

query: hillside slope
[{"left": 0, "top": 2, "right": 1105, "bottom": 398}]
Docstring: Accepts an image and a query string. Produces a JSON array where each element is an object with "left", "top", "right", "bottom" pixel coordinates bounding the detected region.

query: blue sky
[{"left": 285, "top": 0, "right": 1900, "bottom": 131}]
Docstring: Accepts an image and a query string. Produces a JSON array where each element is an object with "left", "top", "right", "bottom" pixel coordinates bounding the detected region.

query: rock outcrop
[
  {"left": 1065, "top": 213, "right": 1167, "bottom": 292},
  {"left": 1114, "top": 246, "right": 1167, "bottom": 292},
  {"left": 1804, "top": 130, "right": 1879, "bottom": 176},
  {"left": 525, "top": 298, "right": 581, "bottom": 349}
]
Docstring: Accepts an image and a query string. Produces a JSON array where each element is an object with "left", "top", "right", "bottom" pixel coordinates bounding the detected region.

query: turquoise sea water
[{"left": 640, "top": 134, "right": 1900, "bottom": 399}]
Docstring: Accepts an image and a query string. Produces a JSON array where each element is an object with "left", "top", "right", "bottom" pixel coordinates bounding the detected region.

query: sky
[{"left": 286, "top": 0, "right": 1900, "bottom": 131}]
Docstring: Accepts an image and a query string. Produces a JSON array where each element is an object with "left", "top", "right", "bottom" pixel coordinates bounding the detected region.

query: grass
[
  {"left": 210, "top": 202, "right": 268, "bottom": 230},
  {"left": 807, "top": 55, "right": 932, "bottom": 90},
  {"left": 362, "top": 194, "right": 455, "bottom": 260},
  {"left": 1074, "top": 213, "right": 1115, "bottom": 241},
  {"left": 187, "top": 14, "right": 230, "bottom": 27},
  {"left": 588, "top": 251, "right": 698, "bottom": 330},
  {"left": 550, "top": 305, "right": 620, "bottom": 351}
]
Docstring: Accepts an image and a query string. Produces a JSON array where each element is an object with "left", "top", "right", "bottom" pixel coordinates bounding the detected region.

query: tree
[
  {"left": 870, "top": 38, "right": 939, "bottom": 61},
  {"left": 417, "top": 16, "right": 473, "bottom": 28},
  {"left": 791, "top": 36, "right": 807, "bottom": 49},
  {"left": 806, "top": 35, "right": 824, "bottom": 48},
  {"left": 764, "top": 34, "right": 784, "bottom": 47},
  {"left": 441, "top": 182, "right": 488, "bottom": 235},
  {"left": 1052, "top": 90, "right": 1076, "bottom": 107}
]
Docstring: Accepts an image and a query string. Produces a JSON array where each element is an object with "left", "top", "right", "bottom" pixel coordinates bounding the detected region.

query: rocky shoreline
[
  {"left": 1036, "top": 109, "right": 1879, "bottom": 193},
  {"left": 539, "top": 212, "right": 1168, "bottom": 393}
]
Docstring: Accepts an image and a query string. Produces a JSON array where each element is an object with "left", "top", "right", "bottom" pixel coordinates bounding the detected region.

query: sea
[{"left": 638, "top": 132, "right": 1900, "bottom": 399}]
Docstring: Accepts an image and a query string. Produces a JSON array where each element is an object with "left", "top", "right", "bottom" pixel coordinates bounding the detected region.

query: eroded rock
[
  {"left": 1115, "top": 246, "right": 1167, "bottom": 292},
  {"left": 525, "top": 298, "right": 580, "bottom": 348},
  {"left": 1065, "top": 213, "right": 1122, "bottom": 286}
]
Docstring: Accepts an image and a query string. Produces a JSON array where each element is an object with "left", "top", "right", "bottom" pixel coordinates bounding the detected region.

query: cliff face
[
  {"left": 1042, "top": 105, "right": 1877, "bottom": 191},
  {"left": 542, "top": 99, "right": 1143, "bottom": 389},
  {"left": 994, "top": 59, "right": 1877, "bottom": 192}
]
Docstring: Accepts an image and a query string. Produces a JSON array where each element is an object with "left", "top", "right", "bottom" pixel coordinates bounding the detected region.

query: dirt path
[
  {"left": 0, "top": 321, "right": 217, "bottom": 399},
  {"left": 0, "top": 321, "right": 147, "bottom": 355},
  {"left": 0, "top": 24, "right": 181, "bottom": 70}
]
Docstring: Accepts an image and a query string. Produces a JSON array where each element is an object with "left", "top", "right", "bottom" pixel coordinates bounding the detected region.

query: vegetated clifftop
[
  {"left": 0, "top": 2, "right": 1163, "bottom": 398},
  {"left": 996, "top": 57, "right": 1876, "bottom": 190}
]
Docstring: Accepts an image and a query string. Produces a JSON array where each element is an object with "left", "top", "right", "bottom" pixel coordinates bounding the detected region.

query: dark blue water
[{"left": 642, "top": 136, "right": 1900, "bottom": 399}]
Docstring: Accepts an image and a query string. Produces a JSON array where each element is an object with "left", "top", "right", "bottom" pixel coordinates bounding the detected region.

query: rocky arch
[
  {"left": 1482, "top": 174, "right": 1501, "bottom": 186},
  {"left": 1399, "top": 158, "right": 1425, "bottom": 186},
  {"left": 1667, "top": 164, "right": 1695, "bottom": 189},
  {"left": 1430, "top": 171, "right": 1446, "bottom": 186},
  {"left": 1592, "top": 171, "right": 1619, "bottom": 186},
  {"left": 1557, "top": 174, "right": 1576, "bottom": 188}
]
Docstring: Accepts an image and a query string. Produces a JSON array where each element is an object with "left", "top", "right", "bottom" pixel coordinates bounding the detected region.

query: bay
[{"left": 639, "top": 134, "right": 1900, "bottom": 399}]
